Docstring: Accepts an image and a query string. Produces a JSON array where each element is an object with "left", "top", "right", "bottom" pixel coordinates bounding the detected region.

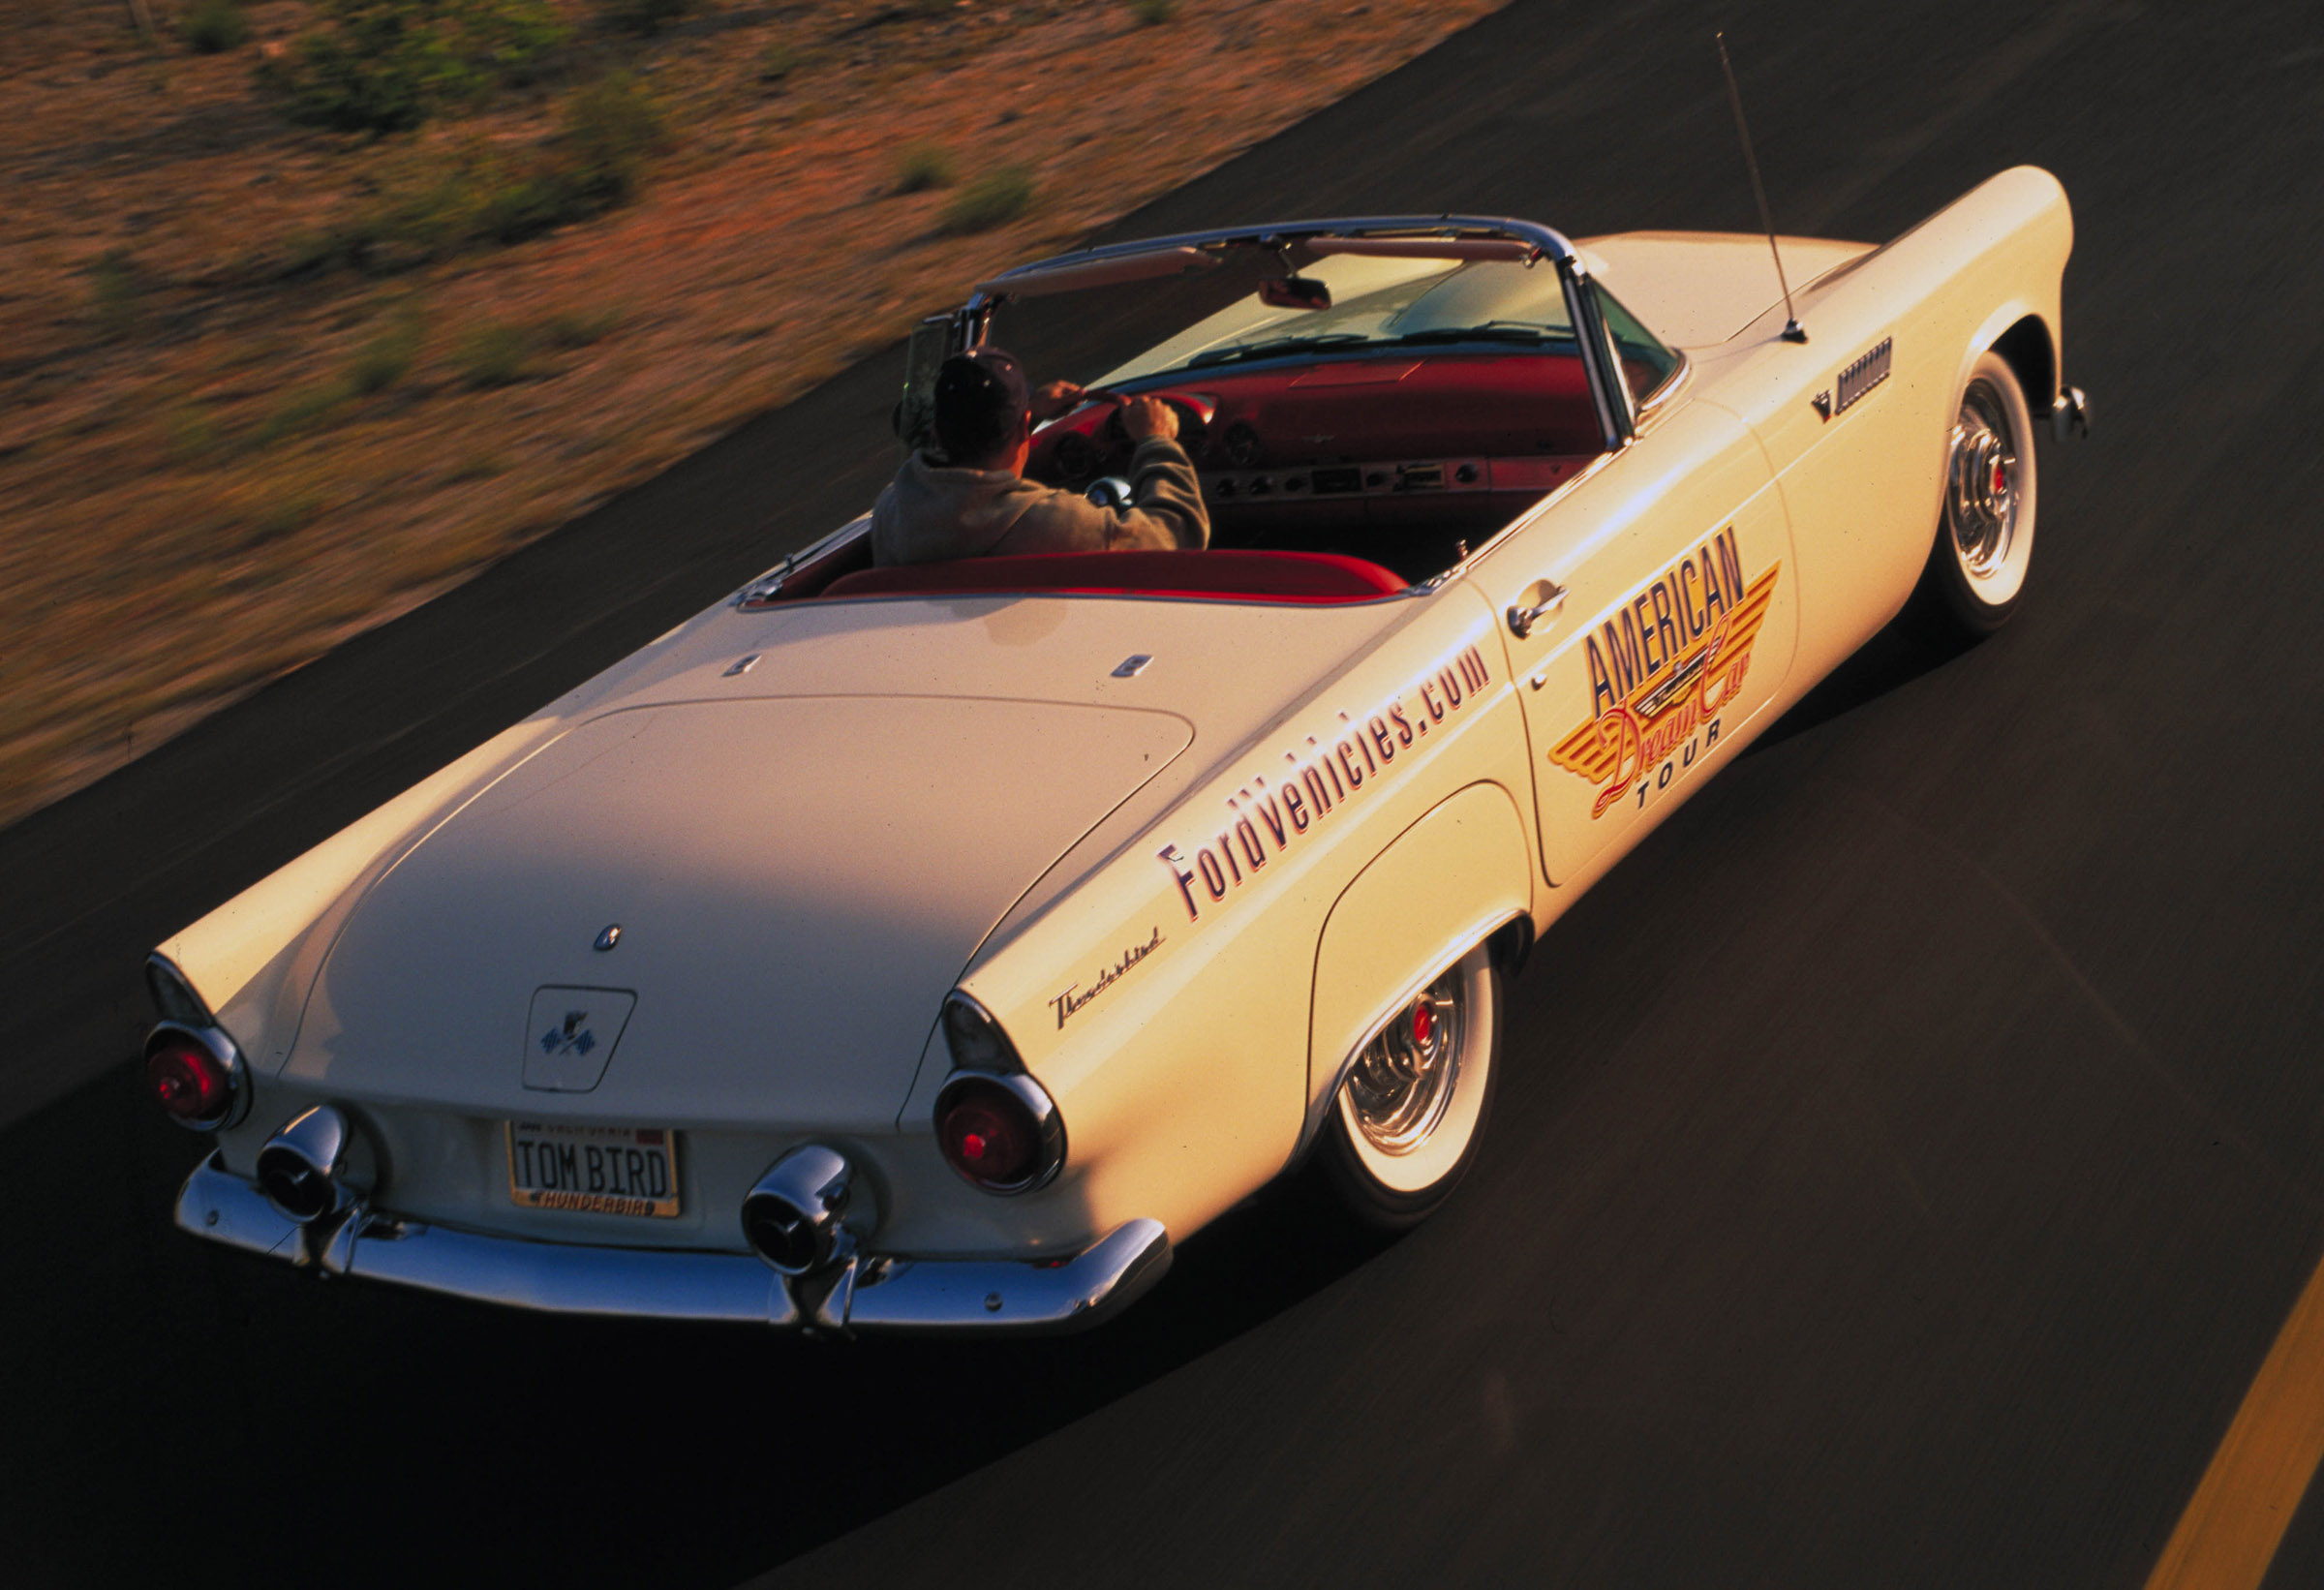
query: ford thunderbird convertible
[{"left": 148, "top": 168, "right": 2086, "bottom": 1333}]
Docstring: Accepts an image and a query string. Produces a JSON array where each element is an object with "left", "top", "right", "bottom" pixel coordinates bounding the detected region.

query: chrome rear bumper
[{"left": 174, "top": 1152, "right": 1170, "bottom": 1335}]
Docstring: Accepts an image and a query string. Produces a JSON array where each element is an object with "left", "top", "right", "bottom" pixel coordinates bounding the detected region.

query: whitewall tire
[
  {"left": 1317, "top": 944, "right": 1501, "bottom": 1231},
  {"left": 1916, "top": 349, "right": 2039, "bottom": 635}
]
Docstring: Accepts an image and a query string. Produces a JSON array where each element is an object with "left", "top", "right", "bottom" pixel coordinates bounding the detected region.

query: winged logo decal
[{"left": 1548, "top": 526, "right": 1781, "bottom": 818}]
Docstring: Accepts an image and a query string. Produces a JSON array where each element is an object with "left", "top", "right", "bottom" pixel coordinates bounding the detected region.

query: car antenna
[{"left": 1716, "top": 31, "right": 1806, "bottom": 344}]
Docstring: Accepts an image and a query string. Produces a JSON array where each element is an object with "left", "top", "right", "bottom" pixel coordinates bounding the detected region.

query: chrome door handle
[{"left": 1506, "top": 583, "right": 1567, "bottom": 639}]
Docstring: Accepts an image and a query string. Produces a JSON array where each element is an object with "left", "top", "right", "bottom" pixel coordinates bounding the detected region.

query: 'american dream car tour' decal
[
  {"left": 1050, "top": 926, "right": 1164, "bottom": 1028},
  {"left": 1158, "top": 641, "right": 1495, "bottom": 923},
  {"left": 1550, "top": 527, "right": 1780, "bottom": 818}
]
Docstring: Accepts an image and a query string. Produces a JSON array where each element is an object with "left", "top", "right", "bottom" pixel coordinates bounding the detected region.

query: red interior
[
  {"left": 1036, "top": 352, "right": 1601, "bottom": 471},
  {"left": 1027, "top": 351, "right": 1605, "bottom": 580},
  {"left": 820, "top": 549, "right": 1408, "bottom": 604},
  {"left": 752, "top": 532, "right": 872, "bottom": 603},
  {"left": 746, "top": 347, "right": 1605, "bottom": 607}
]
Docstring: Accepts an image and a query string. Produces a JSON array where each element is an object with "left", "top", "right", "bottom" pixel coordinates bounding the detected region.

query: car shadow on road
[
  {"left": 0, "top": 1058, "right": 1391, "bottom": 1588},
  {"left": 1747, "top": 602, "right": 1982, "bottom": 756}
]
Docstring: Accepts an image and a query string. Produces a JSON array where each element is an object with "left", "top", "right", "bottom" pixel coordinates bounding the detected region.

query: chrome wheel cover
[
  {"left": 1946, "top": 379, "right": 2020, "bottom": 582},
  {"left": 1343, "top": 969, "right": 1464, "bottom": 1155}
]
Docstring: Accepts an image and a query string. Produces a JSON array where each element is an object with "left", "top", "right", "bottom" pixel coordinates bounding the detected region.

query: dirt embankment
[{"left": 0, "top": 0, "right": 1504, "bottom": 833}]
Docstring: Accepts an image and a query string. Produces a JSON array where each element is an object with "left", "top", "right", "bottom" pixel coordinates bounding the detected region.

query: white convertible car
[{"left": 149, "top": 168, "right": 2085, "bottom": 1333}]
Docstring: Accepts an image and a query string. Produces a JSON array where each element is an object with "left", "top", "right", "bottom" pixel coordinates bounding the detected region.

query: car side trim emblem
[
  {"left": 1835, "top": 336, "right": 1893, "bottom": 413},
  {"left": 1112, "top": 655, "right": 1153, "bottom": 678},
  {"left": 594, "top": 924, "right": 622, "bottom": 952}
]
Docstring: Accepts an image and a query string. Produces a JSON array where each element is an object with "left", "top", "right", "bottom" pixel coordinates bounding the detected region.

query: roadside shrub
[
  {"left": 347, "top": 306, "right": 426, "bottom": 392},
  {"left": 891, "top": 141, "right": 953, "bottom": 195},
  {"left": 251, "top": 489, "right": 326, "bottom": 546},
  {"left": 543, "top": 306, "right": 622, "bottom": 348},
  {"left": 88, "top": 249, "right": 147, "bottom": 337},
  {"left": 449, "top": 307, "right": 617, "bottom": 387},
  {"left": 183, "top": 0, "right": 252, "bottom": 52},
  {"left": 459, "top": 0, "right": 566, "bottom": 84},
  {"left": 262, "top": 0, "right": 569, "bottom": 134},
  {"left": 264, "top": 0, "right": 455, "bottom": 133},
  {"left": 558, "top": 72, "right": 666, "bottom": 203},
  {"left": 164, "top": 404, "right": 223, "bottom": 465},
  {"left": 470, "top": 162, "right": 589, "bottom": 242},
  {"left": 598, "top": 0, "right": 693, "bottom": 37},
  {"left": 285, "top": 76, "right": 665, "bottom": 273},
  {"left": 756, "top": 40, "right": 798, "bottom": 83},
  {"left": 449, "top": 448, "right": 508, "bottom": 480},
  {"left": 453, "top": 319, "right": 533, "bottom": 386},
  {"left": 255, "top": 381, "right": 350, "bottom": 446},
  {"left": 937, "top": 166, "right": 1034, "bottom": 234}
]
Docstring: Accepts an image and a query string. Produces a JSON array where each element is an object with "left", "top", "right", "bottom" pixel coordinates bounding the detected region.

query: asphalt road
[{"left": 7, "top": 0, "right": 2324, "bottom": 1583}]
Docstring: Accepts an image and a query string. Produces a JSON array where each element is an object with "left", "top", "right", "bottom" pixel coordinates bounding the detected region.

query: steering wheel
[
  {"left": 1033, "top": 390, "right": 1213, "bottom": 490},
  {"left": 1091, "top": 390, "right": 1211, "bottom": 452}
]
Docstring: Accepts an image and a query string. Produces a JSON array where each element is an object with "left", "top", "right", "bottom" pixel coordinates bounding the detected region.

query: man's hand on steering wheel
[
  {"left": 1120, "top": 394, "right": 1180, "bottom": 443},
  {"left": 1030, "top": 381, "right": 1086, "bottom": 423}
]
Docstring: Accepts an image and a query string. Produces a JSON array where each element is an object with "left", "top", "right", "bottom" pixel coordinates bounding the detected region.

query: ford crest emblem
[{"left": 540, "top": 1010, "right": 598, "bottom": 1057}]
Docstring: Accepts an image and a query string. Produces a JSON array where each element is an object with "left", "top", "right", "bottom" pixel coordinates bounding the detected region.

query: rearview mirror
[{"left": 1258, "top": 276, "right": 1331, "bottom": 311}]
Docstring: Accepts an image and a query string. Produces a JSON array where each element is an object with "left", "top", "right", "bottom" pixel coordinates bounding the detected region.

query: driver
[{"left": 871, "top": 346, "right": 1209, "bottom": 566}]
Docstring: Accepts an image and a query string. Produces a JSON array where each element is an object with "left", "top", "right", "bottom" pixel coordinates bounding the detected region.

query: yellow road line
[{"left": 2148, "top": 1248, "right": 2324, "bottom": 1590}]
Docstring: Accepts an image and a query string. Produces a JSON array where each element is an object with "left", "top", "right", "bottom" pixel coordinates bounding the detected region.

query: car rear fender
[
  {"left": 1300, "top": 781, "right": 1532, "bottom": 1159},
  {"left": 155, "top": 719, "right": 565, "bottom": 1073},
  {"left": 929, "top": 587, "right": 1533, "bottom": 1242}
]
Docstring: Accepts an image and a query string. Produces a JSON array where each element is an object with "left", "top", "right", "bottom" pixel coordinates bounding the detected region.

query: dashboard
[{"left": 1024, "top": 352, "right": 1606, "bottom": 582}]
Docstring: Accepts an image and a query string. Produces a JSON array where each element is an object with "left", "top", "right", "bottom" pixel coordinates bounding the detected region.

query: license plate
[{"left": 505, "top": 1121, "right": 681, "bottom": 1218}]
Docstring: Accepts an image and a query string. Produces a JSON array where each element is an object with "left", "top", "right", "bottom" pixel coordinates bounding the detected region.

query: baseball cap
[{"left": 933, "top": 346, "right": 1031, "bottom": 461}]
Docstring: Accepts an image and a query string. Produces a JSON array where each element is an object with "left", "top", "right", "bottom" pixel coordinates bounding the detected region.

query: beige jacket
[{"left": 871, "top": 437, "right": 1210, "bottom": 566}]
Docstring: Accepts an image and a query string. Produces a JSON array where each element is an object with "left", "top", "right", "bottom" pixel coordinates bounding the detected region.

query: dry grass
[{"left": 0, "top": 0, "right": 1505, "bottom": 832}]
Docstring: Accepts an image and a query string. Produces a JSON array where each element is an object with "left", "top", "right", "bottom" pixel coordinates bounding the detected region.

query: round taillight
[
  {"left": 148, "top": 1035, "right": 231, "bottom": 1126},
  {"left": 939, "top": 1083, "right": 1035, "bottom": 1186},
  {"left": 934, "top": 1073, "right": 1062, "bottom": 1194}
]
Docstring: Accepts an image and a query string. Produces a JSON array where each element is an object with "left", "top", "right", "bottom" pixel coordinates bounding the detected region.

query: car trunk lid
[{"left": 288, "top": 696, "right": 1192, "bottom": 1128}]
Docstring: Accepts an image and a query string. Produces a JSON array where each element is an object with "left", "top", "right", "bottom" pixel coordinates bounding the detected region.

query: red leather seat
[{"left": 819, "top": 550, "right": 1410, "bottom": 604}]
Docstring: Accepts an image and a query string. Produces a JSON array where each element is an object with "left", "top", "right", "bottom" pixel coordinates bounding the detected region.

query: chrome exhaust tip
[
  {"left": 255, "top": 1106, "right": 371, "bottom": 1225},
  {"left": 742, "top": 1145, "right": 870, "bottom": 1275}
]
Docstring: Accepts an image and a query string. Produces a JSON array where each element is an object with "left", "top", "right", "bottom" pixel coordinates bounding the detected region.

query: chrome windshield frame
[{"left": 959, "top": 215, "right": 1629, "bottom": 454}]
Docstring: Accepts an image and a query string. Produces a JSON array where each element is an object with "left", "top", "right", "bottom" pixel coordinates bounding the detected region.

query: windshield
[
  {"left": 930, "top": 237, "right": 1675, "bottom": 594},
  {"left": 1093, "top": 256, "right": 1579, "bottom": 384}
]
